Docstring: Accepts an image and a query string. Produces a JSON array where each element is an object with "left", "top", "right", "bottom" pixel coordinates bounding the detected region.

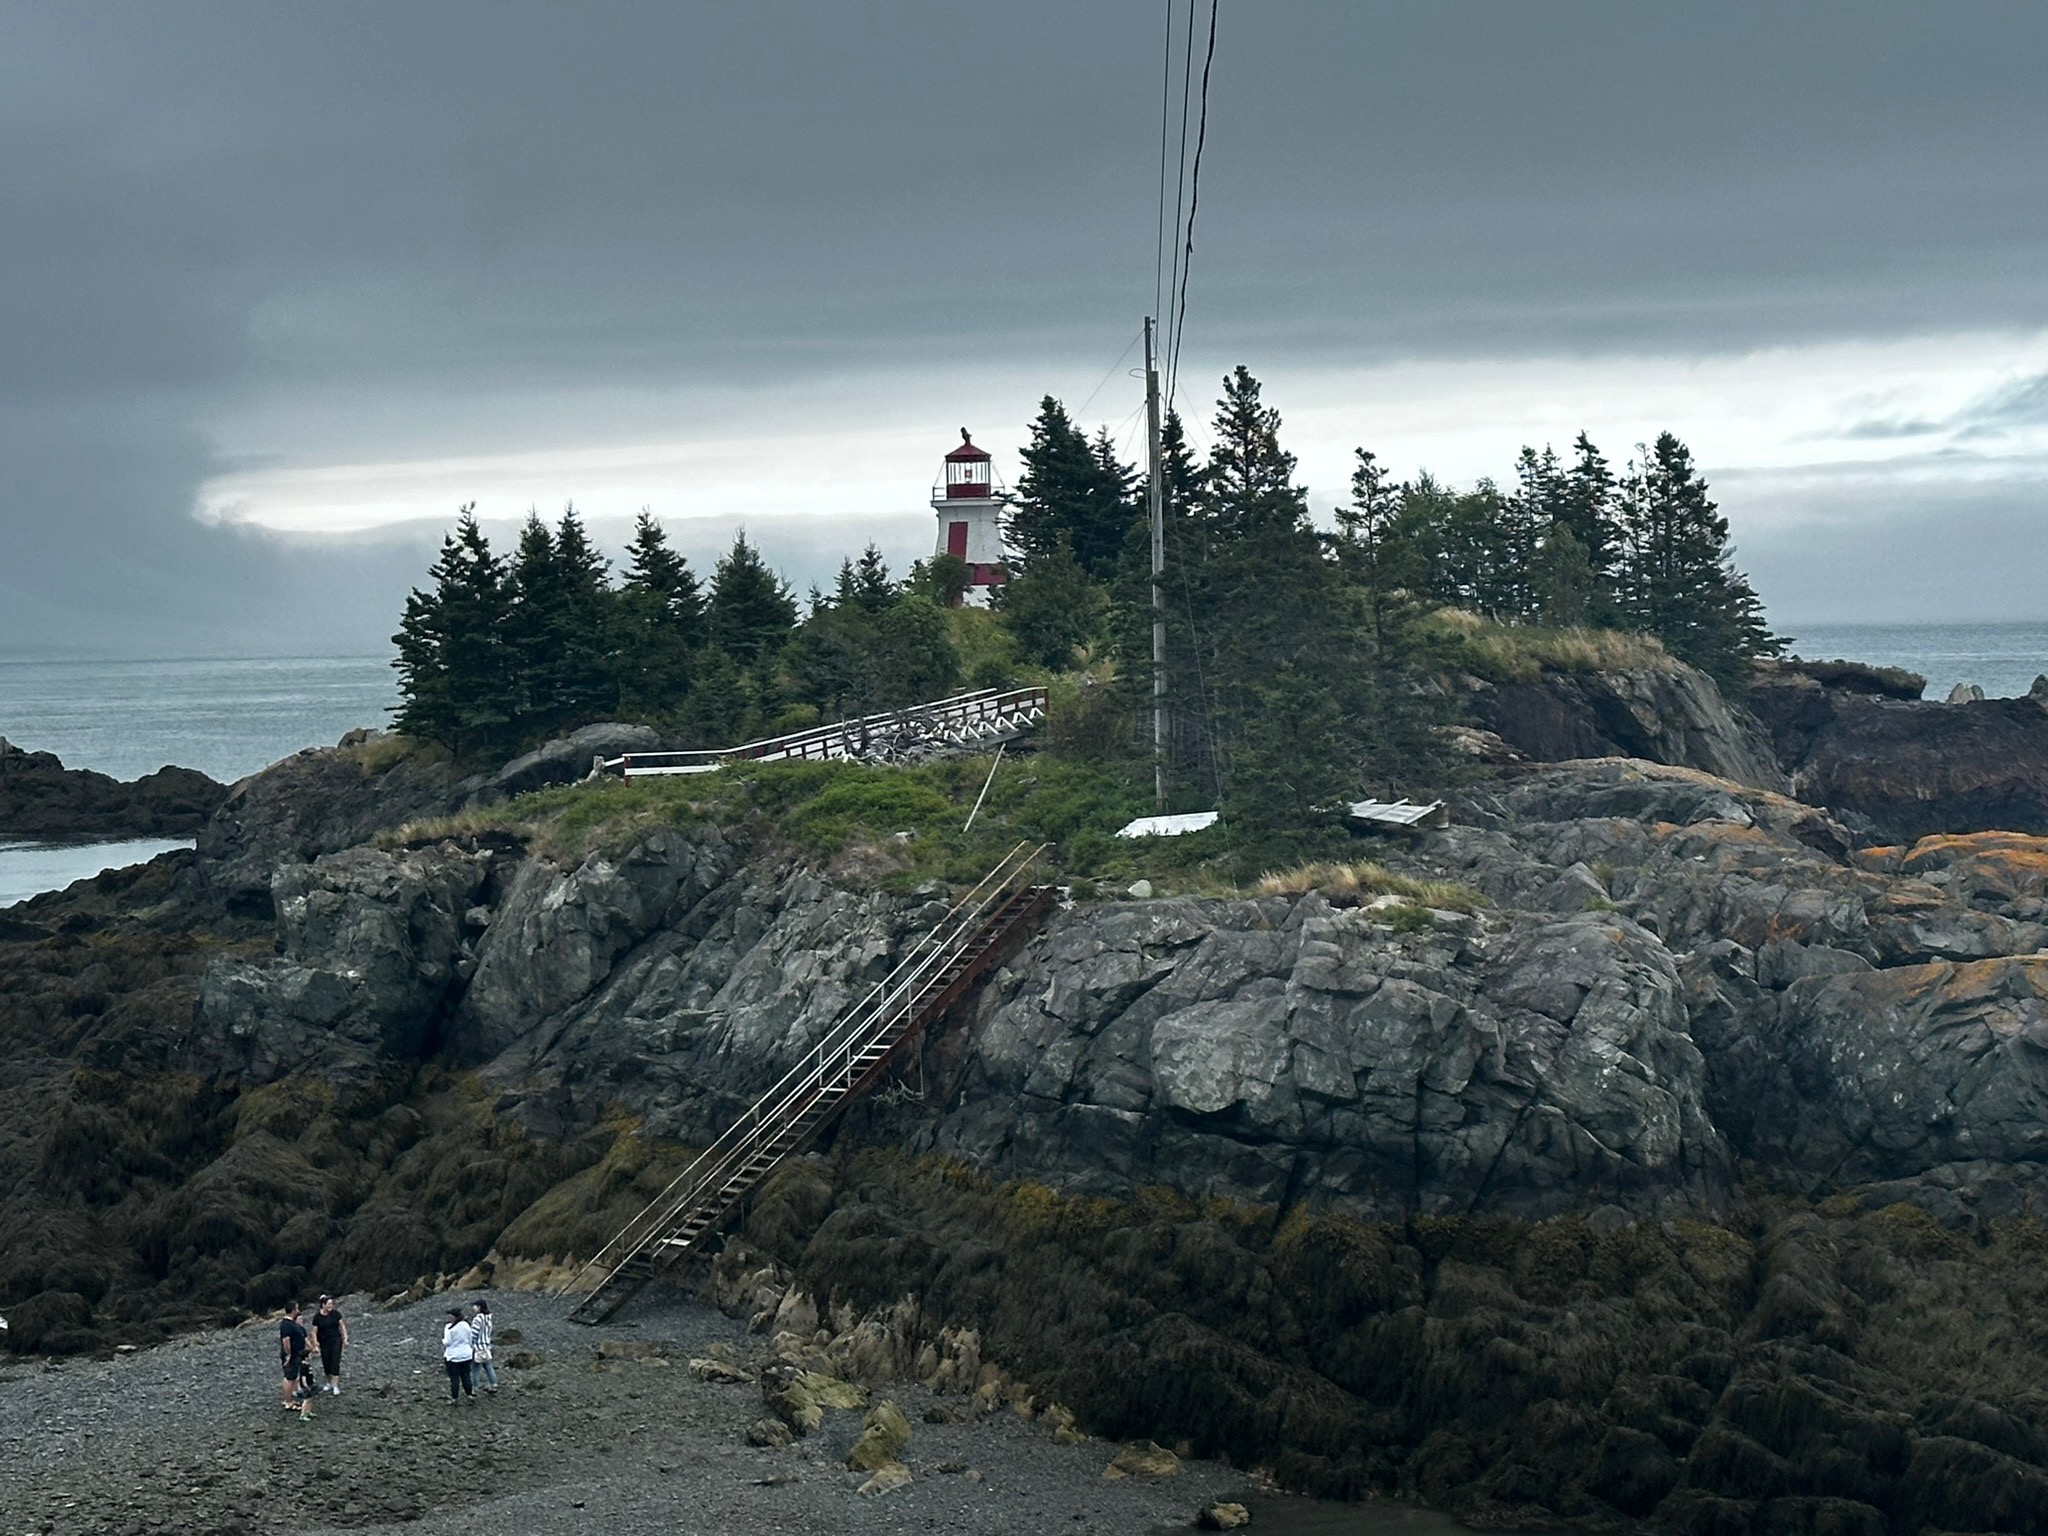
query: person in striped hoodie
[{"left": 470, "top": 1299, "right": 498, "bottom": 1394}]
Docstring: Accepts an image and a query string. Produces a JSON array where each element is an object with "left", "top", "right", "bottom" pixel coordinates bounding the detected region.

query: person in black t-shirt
[
  {"left": 278, "top": 1301, "right": 312, "bottom": 1416},
  {"left": 312, "top": 1295, "right": 349, "bottom": 1395}
]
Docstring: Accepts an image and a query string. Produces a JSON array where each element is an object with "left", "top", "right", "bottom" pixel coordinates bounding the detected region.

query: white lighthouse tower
[{"left": 931, "top": 429, "right": 1009, "bottom": 605}]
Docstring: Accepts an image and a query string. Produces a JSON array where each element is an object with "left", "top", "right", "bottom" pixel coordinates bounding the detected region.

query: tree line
[
  {"left": 393, "top": 371, "right": 1780, "bottom": 832},
  {"left": 392, "top": 508, "right": 978, "bottom": 759}
]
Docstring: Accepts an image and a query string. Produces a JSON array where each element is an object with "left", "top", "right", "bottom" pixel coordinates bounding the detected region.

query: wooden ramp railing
[
  {"left": 564, "top": 841, "right": 1056, "bottom": 1325},
  {"left": 606, "top": 686, "right": 1048, "bottom": 777}
]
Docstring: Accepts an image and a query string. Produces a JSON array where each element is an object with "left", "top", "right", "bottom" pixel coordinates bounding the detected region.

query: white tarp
[{"left": 1115, "top": 811, "right": 1221, "bottom": 839}]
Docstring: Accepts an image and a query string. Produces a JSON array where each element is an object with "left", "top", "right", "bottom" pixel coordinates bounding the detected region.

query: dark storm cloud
[{"left": 5, "top": 2, "right": 2048, "bottom": 654}]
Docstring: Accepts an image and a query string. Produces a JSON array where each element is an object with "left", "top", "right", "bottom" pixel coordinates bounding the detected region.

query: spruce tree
[
  {"left": 550, "top": 505, "right": 620, "bottom": 726},
  {"left": 1336, "top": 450, "right": 1457, "bottom": 794},
  {"left": 849, "top": 544, "right": 895, "bottom": 612},
  {"left": 994, "top": 535, "right": 1101, "bottom": 668},
  {"left": 708, "top": 531, "right": 798, "bottom": 665},
  {"left": 1009, "top": 397, "right": 1097, "bottom": 573},
  {"left": 1614, "top": 432, "right": 1780, "bottom": 689},
  {"left": 391, "top": 507, "right": 513, "bottom": 756},
  {"left": 616, "top": 510, "right": 703, "bottom": 715},
  {"left": 1560, "top": 431, "right": 1621, "bottom": 604},
  {"left": 1190, "top": 368, "right": 1361, "bottom": 830}
]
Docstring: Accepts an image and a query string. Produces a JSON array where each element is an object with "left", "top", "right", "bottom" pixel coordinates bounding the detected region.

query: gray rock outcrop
[
  {"left": 1471, "top": 661, "right": 1786, "bottom": 792},
  {"left": 194, "top": 842, "right": 492, "bottom": 1086}
]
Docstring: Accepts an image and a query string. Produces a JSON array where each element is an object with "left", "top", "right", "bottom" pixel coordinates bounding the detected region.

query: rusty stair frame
[{"left": 564, "top": 840, "right": 1055, "bottom": 1325}]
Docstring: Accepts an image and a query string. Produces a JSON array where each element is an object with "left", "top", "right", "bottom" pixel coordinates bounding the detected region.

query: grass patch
[
  {"left": 1252, "top": 859, "right": 1481, "bottom": 913},
  {"left": 1429, "top": 609, "right": 1673, "bottom": 684}
]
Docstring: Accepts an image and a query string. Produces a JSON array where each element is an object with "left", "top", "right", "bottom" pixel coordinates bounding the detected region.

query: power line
[
  {"left": 1163, "top": 0, "right": 1196, "bottom": 367},
  {"left": 1153, "top": 1, "right": 1174, "bottom": 326},
  {"left": 1166, "top": 0, "right": 1219, "bottom": 410},
  {"left": 1072, "top": 328, "right": 1142, "bottom": 423}
]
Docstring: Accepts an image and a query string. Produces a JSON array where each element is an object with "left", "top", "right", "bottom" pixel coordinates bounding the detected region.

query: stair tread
[{"left": 572, "top": 871, "right": 1052, "bottom": 1323}]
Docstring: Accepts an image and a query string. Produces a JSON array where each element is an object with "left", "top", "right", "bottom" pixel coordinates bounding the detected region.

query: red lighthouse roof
[{"left": 945, "top": 428, "right": 990, "bottom": 462}]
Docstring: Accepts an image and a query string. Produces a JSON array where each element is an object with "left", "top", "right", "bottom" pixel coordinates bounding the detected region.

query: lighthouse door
[{"left": 946, "top": 521, "right": 969, "bottom": 560}]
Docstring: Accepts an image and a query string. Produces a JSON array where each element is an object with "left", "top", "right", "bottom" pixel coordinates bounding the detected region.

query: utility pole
[{"left": 1145, "top": 317, "right": 1166, "bottom": 813}]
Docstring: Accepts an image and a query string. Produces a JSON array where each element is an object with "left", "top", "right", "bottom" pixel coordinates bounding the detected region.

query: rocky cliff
[
  {"left": 0, "top": 738, "right": 224, "bottom": 838},
  {"left": 1469, "top": 660, "right": 1786, "bottom": 792},
  {"left": 1751, "top": 667, "right": 2048, "bottom": 842},
  {"left": 15, "top": 735, "right": 2048, "bottom": 1531}
]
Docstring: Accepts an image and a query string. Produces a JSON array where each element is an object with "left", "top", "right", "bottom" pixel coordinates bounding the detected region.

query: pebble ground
[{"left": 0, "top": 1288, "right": 1276, "bottom": 1536}]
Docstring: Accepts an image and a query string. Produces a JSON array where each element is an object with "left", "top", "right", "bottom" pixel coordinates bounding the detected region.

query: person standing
[
  {"left": 312, "top": 1295, "right": 349, "bottom": 1395},
  {"left": 278, "top": 1301, "right": 313, "bottom": 1417},
  {"left": 469, "top": 1300, "right": 497, "bottom": 1395},
  {"left": 441, "top": 1307, "right": 476, "bottom": 1404}
]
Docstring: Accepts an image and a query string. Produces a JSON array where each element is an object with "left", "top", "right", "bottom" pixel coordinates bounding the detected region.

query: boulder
[
  {"left": 745, "top": 1418, "right": 793, "bottom": 1448},
  {"left": 1196, "top": 1503, "right": 1252, "bottom": 1531},
  {"left": 1104, "top": 1441, "right": 1181, "bottom": 1479},
  {"left": 689, "top": 1357, "right": 752, "bottom": 1384},
  {"left": 597, "top": 1339, "right": 674, "bottom": 1361},
  {"left": 487, "top": 722, "right": 660, "bottom": 799},
  {"left": 844, "top": 1400, "right": 912, "bottom": 1471},
  {"left": 856, "top": 1462, "right": 912, "bottom": 1495},
  {"left": 196, "top": 738, "right": 465, "bottom": 915},
  {"left": 191, "top": 842, "right": 492, "bottom": 1085}
]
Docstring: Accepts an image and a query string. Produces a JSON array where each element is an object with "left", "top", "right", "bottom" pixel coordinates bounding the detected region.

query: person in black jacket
[
  {"left": 312, "top": 1295, "right": 349, "bottom": 1395},
  {"left": 277, "top": 1302, "right": 313, "bottom": 1417}
]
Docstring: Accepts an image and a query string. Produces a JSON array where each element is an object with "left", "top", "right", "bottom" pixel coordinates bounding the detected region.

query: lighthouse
[{"left": 932, "top": 429, "right": 1008, "bottom": 604}]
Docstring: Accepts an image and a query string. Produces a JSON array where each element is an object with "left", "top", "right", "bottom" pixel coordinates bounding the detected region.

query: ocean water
[
  {"left": 0, "top": 654, "right": 393, "bottom": 909},
  {"left": 1781, "top": 622, "right": 2048, "bottom": 701},
  {"left": 0, "top": 836, "right": 193, "bottom": 909},
  {"left": 0, "top": 654, "right": 396, "bottom": 783}
]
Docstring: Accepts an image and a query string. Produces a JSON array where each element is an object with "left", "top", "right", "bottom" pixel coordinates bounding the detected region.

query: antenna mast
[{"left": 1145, "top": 316, "right": 1166, "bottom": 812}]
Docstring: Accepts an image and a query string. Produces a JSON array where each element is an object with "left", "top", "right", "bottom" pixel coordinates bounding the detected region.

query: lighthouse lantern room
[{"left": 932, "top": 429, "right": 1008, "bottom": 603}]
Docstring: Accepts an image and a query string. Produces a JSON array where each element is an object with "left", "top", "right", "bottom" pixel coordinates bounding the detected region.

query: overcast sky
[{"left": 6, "top": 1, "right": 2048, "bottom": 658}]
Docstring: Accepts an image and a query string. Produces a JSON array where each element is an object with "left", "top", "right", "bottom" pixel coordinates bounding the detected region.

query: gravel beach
[{"left": 1, "top": 1287, "right": 1282, "bottom": 1536}]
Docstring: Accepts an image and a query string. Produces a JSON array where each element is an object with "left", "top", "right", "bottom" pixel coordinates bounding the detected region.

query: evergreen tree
[
  {"left": 1188, "top": 368, "right": 1364, "bottom": 830},
  {"left": 1614, "top": 432, "right": 1780, "bottom": 689},
  {"left": 1560, "top": 431, "right": 1621, "bottom": 603},
  {"left": 1201, "top": 365, "right": 1310, "bottom": 541},
  {"left": 1334, "top": 450, "right": 1457, "bottom": 793},
  {"left": 501, "top": 506, "right": 617, "bottom": 738},
  {"left": 1009, "top": 397, "right": 1095, "bottom": 573},
  {"left": 848, "top": 544, "right": 895, "bottom": 612},
  {"left": 785, "top": 592, "right": 961, "bottom": 720},
  {"left": 994, "top": 536, "right": 1101, "bottom": 668},
  {"left": 616, "top": 510, "right": 702, "bottom": 714},
  {"left": 550, "top": 505, "right": 620, "bottom": 725},
  {"left": 1009, "top": 398, "right": 1138, "bottom": 582},
  {"left": 391, "top": 506, "right": 513, "bottom": 756},
  {"left": 708, "top": 531, "right": 798, "bottom": 665},
  {"left": 503, "top": 513, "right": 565, "bottom": 731}
]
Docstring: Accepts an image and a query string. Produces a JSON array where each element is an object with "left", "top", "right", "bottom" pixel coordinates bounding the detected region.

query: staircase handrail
[{"left": 563, "top": 839, "right": 1048, "bottom": 1301}]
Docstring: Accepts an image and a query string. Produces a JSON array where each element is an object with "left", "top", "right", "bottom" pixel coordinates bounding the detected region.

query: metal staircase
[{"left": 565, "top": 841, "right": 1056, "bottom": 1325}]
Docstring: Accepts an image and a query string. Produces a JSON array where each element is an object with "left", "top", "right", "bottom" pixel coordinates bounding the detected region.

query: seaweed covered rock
[
  {"left": 1751, "top": 668, "right": 2048, "bottom": 840},
  {"left": 0, "top": 738, "right": 224, "bottom": 838}
]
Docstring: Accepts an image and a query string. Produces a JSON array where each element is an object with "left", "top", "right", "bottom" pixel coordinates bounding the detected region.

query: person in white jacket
[{"left": 441, "top": 1308, "right": 476, "bottom": 1404}]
